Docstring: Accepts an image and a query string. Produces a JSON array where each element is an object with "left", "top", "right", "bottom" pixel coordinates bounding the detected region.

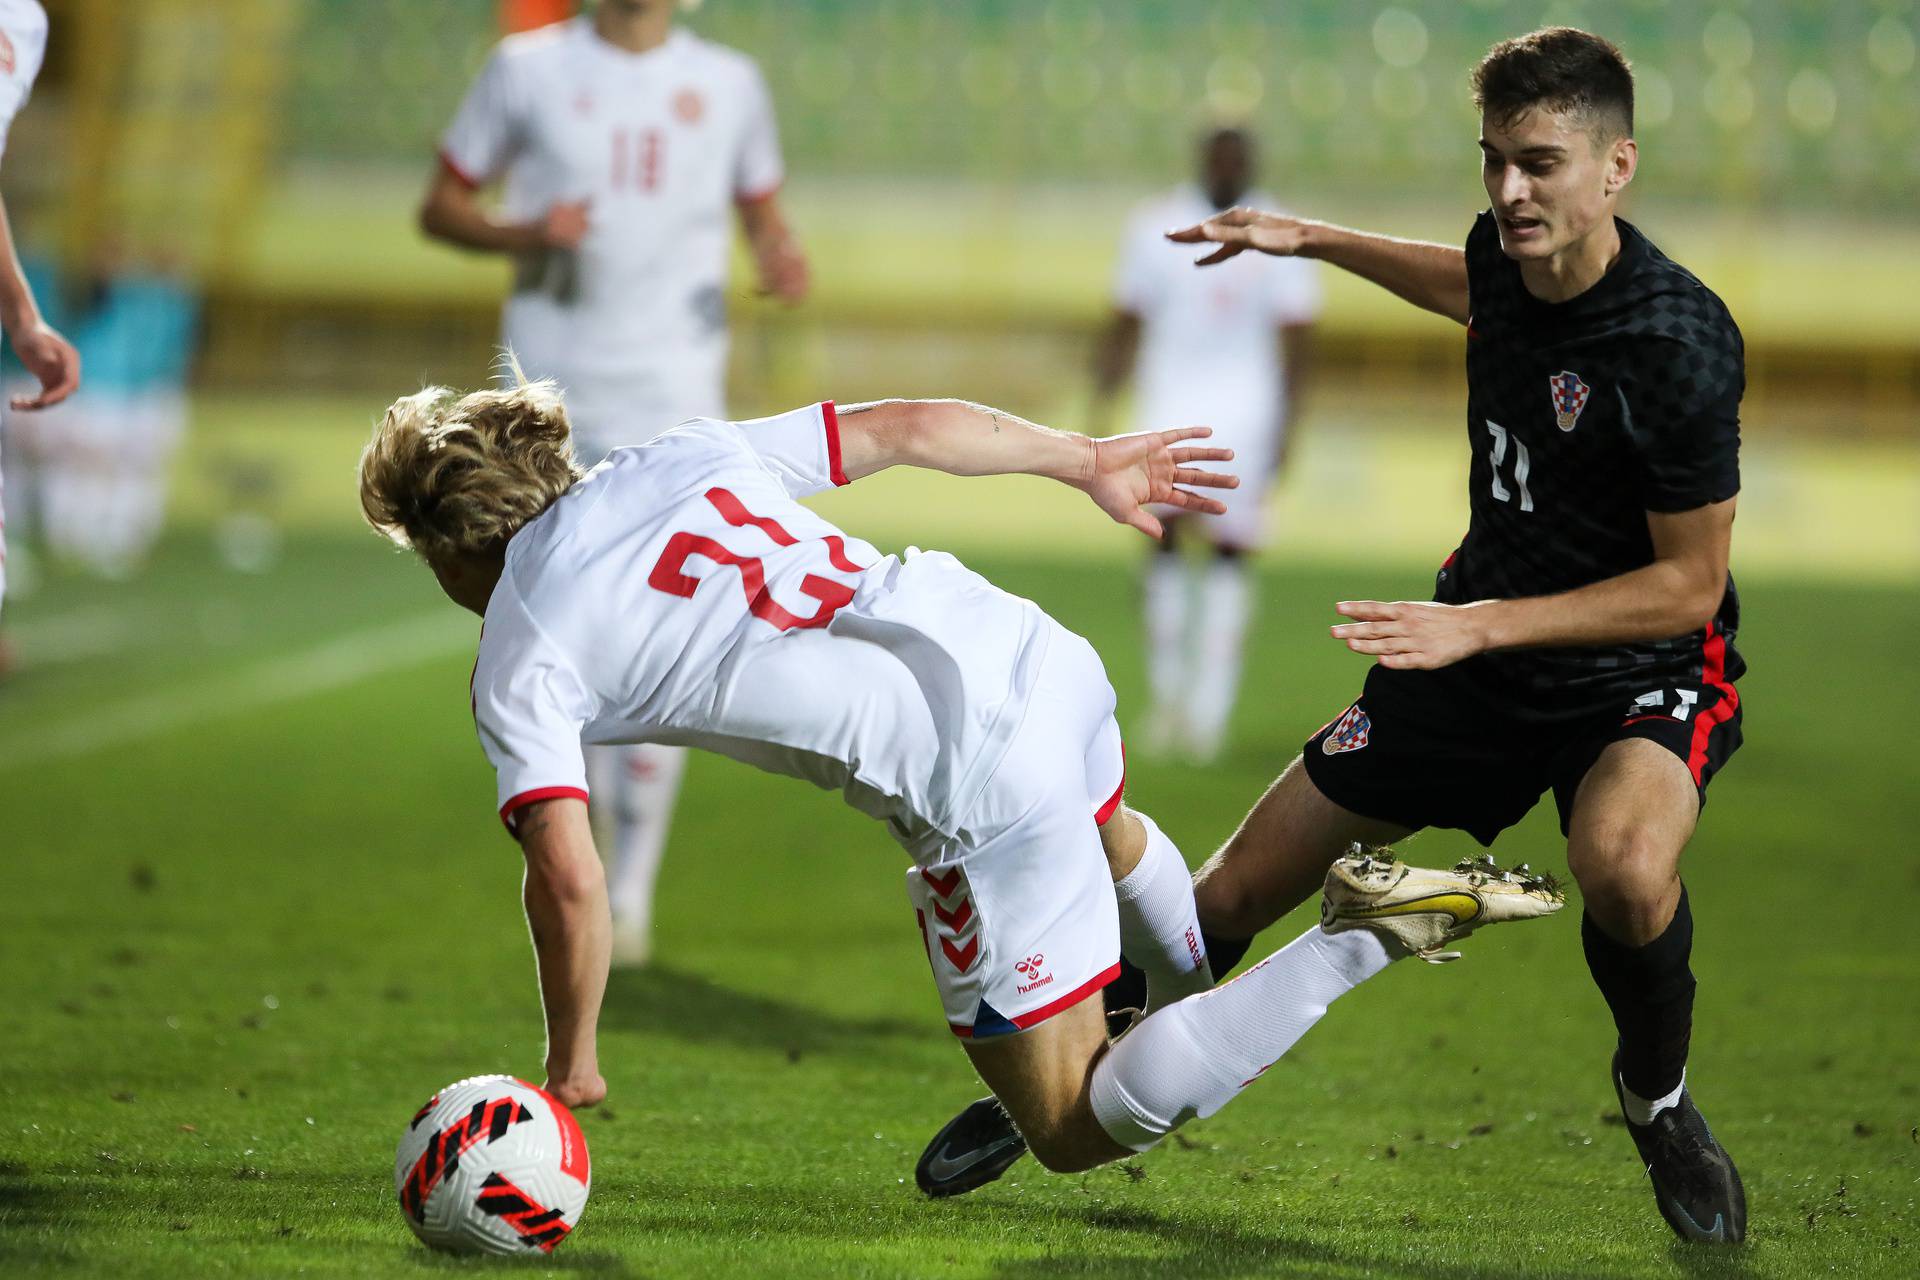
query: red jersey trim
[
  {"left": 822, "top": 400, "right": 848, "bottom": 487},
  {"left": 499, "top": 786, "right": 590, "bottom": 833},
  {"left": 1092, "top": 745, "right": 1127, "bottom": 826},
  {"left": 438, "top": 149, "right": 483, "bottom": 191}
]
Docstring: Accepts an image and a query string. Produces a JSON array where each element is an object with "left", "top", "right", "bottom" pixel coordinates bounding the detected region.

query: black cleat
[
  {"left": 914, "top": 1096, "right": 1026, "bottom": 1198},
  {"left": 1612, "top": 1052, "right": 1747, "bottom": 1243}
]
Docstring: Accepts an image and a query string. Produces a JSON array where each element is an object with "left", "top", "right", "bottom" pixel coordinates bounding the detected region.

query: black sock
[
  {"left": 1581, "top": 885, "right": 1696, "bottom": 1102},
  {"left": 1101, "top": 930, "right": 1256, "bottom": 1015}
]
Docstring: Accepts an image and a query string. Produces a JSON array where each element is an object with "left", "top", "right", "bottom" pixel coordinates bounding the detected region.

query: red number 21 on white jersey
[{"left": 647, "top": 487, "right": 867, "bottom": 632}]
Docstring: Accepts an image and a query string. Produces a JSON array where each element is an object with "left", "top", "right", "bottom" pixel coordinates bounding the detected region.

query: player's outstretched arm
[
  {"left": 514, "top": 797, "right": 611, "bottom": 1110},
  {"left": 835, "top": 399, "right": 1238, "bottom": 539},
  {"left": 1167, "top": 208, "right": 1470, "bottom": 326},
  {"left": 1330, "top": 498, "right": 1736, "bottom": 669}
]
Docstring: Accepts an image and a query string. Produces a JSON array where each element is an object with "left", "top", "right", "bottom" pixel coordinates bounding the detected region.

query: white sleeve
[
  {"left": 731, "top": 401, "right": 846, "bottom": 497},
  {"left": 0, "top": 2, "right": 49, "bottom": 168},
  {"left": 439, "top": 46, "right": 521, "bottom": 188},
  {"left": 733, "top": 61, "right": 785, "bottom": 200},
  {"left": 1268, "top": 257, "right": 1324, "bottom": 326},
  {"left": 1111, "top": 215, "right": 1158, "bottom": 315},
  {"left": 473, "top": 596, "right": 593, "bottom": 832}
]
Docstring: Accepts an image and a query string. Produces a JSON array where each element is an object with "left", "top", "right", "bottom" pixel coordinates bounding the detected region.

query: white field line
[{"left": 0, "top": 612, "right": 473, "bottom": 771}]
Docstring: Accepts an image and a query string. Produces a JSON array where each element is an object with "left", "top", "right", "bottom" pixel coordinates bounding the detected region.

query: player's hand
[
  {"left": 1081, "top": 426, "right": 1236, "bottom": 540},
  {"left": 541, "top": 199, "right": 592, "bottom": 252},
  {"left": 1329, "top": 599, "right": 1495, "bottom": 670},
  {"left": 542, "top": 1064, "right": 607, "bottom": 1111},
  {"left": 754, "top": 236, "right": 809, "bottom": 304},
  {"left": 1166, "top": 207, "right": 1320, "bottom": 266},
  {"left": 8, "top": 321, "right": 80, "bottom": 410}
]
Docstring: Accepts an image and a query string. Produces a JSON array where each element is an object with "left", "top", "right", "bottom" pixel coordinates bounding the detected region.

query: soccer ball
[{"left": 394, "top": 1075, "right": 591, "bottom": 1255}]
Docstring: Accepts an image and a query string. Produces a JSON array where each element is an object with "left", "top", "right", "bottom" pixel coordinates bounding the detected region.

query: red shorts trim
[
  {"left": 822, "top": 400, "right": 848, "bottom": 487},
  {"left": 1687, "top": 624, "right": 1740, "bottom": 785},
  {"left": 437, "top": 150, "right": 483, "bottom": 191},
  {"left": 1092, "top": 745, "right": 1127, "bottom": 826},
  {"left": 499, "top": 786, "right": 589, "bottom": 833},
  {"left": 948, "top": 962, "right": 1121, "bottom": 1038}
]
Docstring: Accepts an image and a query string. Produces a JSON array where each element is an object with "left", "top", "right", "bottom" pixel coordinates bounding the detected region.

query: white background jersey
[
  {"left": 0, "top": 0, "right": 45, "bottom": 167},
  {"left": 1115, "top": 186, "right": 1322, "bottom": 449},
  {"left": 472, "top": 403, "right": 1051, "bottom": 846},
  {"left": 440, "top": 19, "right": 784, "bottom": 411}
]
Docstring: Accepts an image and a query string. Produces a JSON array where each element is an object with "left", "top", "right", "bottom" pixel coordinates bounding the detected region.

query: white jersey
[
  {"left": 1115, "top": 185, "right": 1321, "bottom": 444},
  {"left": 440, "top": 20, "right": 784, "bottom": 410},
  {"left": 0, "top": 0, "right": 45, "bottom": 168},
  {"left": 472, "top": 403, "right": 1052, "bottom": 847}
]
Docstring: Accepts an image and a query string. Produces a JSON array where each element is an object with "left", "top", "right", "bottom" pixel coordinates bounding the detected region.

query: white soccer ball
[{"left": 394, "top": 1075, "right": 591, "bottom": 1256}]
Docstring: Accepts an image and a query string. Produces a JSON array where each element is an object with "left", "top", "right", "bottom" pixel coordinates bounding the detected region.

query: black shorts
[{"left": 1301, "top": 662, "right": 1743, "bottom": 847}]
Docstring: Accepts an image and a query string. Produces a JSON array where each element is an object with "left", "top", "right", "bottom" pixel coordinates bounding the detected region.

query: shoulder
[
  {"left": 489, "top": 17, "right": 581, "bottom": 76},
  {"left": 1619, "top": 227, "right": 1744, "bottom": 402},
  {"left": 670, "top": 30, "right": 765, "bottom": 84},
  {"left": 1464, "top": 209, "right": 1503, "bottom": 263}
]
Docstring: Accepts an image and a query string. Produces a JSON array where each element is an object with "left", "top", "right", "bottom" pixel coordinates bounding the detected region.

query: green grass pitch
[{"left": 2, "top": 440, "right": 1917, "bottom": 1276}]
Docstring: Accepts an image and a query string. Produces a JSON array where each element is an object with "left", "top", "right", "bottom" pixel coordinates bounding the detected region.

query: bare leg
[{"left": 1192, "top": 754, "right": 1412, "bottom": 939}]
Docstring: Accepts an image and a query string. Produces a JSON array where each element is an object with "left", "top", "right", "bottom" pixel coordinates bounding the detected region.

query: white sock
[
  {"left": 1089, "top": 926, "right": 1399, "bottom": 1151},
  {"left": 1112, "top": 811, "right": 1211, "bottom": 1010},
  {"left": 1143, "top": 554, "right": 1188, "bottom": 722},
  {"left": 600, "top": 743, "right": 687, "bottom": 938},
  {"left": 1188, "top": 560, "right": 1251, "bottom": 751},
  {"left": 1620, "top": 1069, "right": 1686, "bottom": 1125}
]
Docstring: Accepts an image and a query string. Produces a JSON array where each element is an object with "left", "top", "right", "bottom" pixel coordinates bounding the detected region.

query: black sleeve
[
  {"left": 1463, "top": 209, "right": 1500, "bottom": 322},
  {"left": 1624, "top": 295, "right": 1744, "bottom": 513}
]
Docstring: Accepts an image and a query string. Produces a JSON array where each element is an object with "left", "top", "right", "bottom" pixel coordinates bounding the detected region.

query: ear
[{"left": 1605, "top": 137, "right": 1638, "bottom": 196}]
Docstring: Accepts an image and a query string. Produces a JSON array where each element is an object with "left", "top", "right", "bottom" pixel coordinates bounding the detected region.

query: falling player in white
[
  {"left": 1095, "top": 126, "right": 1320, "bottom": 761},
  {"left": 0, "top": 0, "right": 80, "bottom": 673},
  {"left": 356, "top": 370, "right": 1561, "bottom": 1177},
  {"left": 419, "top": 0, "right": 809, "bottom": 965}
]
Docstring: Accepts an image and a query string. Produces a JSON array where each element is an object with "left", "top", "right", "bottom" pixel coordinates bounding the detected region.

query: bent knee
[
  {"left": 1020, "top": 1119, "right": 1116, "bottom": 1175},
  {"left": 1569, "top": 827, "right": 1682, "bottom": 934}
]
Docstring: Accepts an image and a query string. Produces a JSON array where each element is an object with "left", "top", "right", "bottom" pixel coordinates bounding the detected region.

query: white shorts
[{"left": 901, "top": 621, "right": 1126, "bottom": 1039}]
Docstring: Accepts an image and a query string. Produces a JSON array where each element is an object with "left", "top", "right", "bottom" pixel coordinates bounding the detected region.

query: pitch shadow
[{"left": 597, "top": 964, "right": 927, "bottom": 1057}]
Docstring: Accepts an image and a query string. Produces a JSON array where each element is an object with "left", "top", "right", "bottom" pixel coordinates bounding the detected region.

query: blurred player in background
[
  {"left": 16, "top": 265, "right": 198, "bottom": 581},
  {"left": 0, "top": 0, "right": 80, "bottom": 674},
  {"left": 1094, "top": 126, "right": 1320, "bottom": 762},
  {"left": 418, "top": 0, "right": 809, "bottom": 965}
]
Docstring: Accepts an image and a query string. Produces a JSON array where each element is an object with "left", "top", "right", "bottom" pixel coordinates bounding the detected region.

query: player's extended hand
[
  {"left": 8, "top": 320, "right": 80, "bottom": 410},
  {"left": 1165, "top": 206, "right": 1321, "bottom": 266},
  {"left": 1081, "top": 426, "right": 1236, "bottom": 539},
  {"left": 542, "top": 1064, "right": 607, "bottom": 1111},
  {"left": 1329, "top": 599, "right": 1495, "bottom": 670},
  {"left": 541, "top": 199, "right": 592, "bottom": 252}
]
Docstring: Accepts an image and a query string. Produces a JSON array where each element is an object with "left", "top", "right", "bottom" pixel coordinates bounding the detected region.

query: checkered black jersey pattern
[{"left": 1438, "top": 211, "right": 1745, "bottom": 717}]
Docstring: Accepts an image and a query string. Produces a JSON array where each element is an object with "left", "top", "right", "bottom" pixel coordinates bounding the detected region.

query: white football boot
[{"left": 1321, "top": 848, "right": 1564, "bottom": 962}]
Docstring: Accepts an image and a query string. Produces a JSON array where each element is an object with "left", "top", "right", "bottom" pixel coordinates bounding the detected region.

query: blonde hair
[{"left": 358, "top": 358, "right": 584, "bottom": 565}]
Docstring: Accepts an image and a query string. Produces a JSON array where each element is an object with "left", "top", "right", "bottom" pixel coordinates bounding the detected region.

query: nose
[{"left": 1496, "top": 164, "right": 1529, "bottom": 209}]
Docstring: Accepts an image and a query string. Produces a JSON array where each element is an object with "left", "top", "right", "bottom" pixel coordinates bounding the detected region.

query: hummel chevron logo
[
  {"left": 933, "top": 899, "right": 973, "bottom": 932},
  {"left": 921, "top": 867, "right": 963, "bottom": 899},
  {"left": 941, "top": 934, "right": 979, "bottom": 972}
]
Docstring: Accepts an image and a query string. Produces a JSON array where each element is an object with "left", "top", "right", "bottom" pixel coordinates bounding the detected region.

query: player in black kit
[{"left": 914, "top": 28, "right": 1748, "bottom": 1245}]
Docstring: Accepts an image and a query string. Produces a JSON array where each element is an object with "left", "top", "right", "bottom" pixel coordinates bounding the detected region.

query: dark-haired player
[{"left": 917, "top": 28, "right": 1748, "bottom": 1246}]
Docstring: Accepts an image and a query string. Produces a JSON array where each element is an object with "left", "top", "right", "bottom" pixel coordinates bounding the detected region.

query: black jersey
[{"left": 1438, "top": 211, "right": 1744, "bottom": 718}]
